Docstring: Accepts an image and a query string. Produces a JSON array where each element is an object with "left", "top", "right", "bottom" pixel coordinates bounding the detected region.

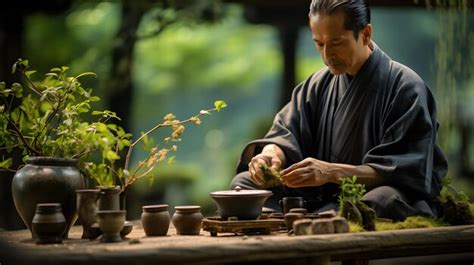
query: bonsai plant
[
  {"left": 0, "top": 59, "right": 112, "bottom": 238},
  {"left": 338, "top": 175, "right": 376, "bottom": 231}
]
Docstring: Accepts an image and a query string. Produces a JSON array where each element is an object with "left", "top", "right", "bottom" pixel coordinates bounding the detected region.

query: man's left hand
[{"left": 280, "top": 158, "right": 336, "bottom": 188}]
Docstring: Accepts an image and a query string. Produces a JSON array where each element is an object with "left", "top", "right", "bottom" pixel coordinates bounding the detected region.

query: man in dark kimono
[{"left": 230, "top": 0, "right": 448, "bottom": 221}]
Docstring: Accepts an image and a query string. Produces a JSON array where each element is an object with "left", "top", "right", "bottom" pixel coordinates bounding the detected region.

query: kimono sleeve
[{"left": 363, "top": 76, "right": 446, "bottom": 200}]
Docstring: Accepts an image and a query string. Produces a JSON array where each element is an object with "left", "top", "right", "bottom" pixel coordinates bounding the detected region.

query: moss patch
[
  {"left": 375, "top": 216, "right": 448, "bottom": 231},
  {"left": 348, "top": 221, "right": 365, "bottom": 233}
]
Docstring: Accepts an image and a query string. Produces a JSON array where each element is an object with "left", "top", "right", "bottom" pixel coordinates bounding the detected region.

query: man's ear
[{"left": 362, "top": 24, "right": 372, "bottom": 45}]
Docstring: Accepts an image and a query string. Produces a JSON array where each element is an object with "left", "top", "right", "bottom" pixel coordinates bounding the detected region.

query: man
[{"left": 230, "top": 0, "right": 448, "bottom": 221}]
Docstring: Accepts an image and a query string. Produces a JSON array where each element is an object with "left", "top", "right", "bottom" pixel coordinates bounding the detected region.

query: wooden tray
[{"left": 202, "top": 217, "right": 285, "bottom": 236}]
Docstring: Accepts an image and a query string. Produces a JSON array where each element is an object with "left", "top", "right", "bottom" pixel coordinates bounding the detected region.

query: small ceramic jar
[
  {"left": 172, "top": 206, "right": 203, "bottom": 235},
  {"left": 32, "top": 203, "right": 66, "bottom": 244},
  {"left": 141, "top": 204, "right": 170, "bottom": 236},
  {"left": 284, "top": 212, "right": 304, "bottom": 232}
]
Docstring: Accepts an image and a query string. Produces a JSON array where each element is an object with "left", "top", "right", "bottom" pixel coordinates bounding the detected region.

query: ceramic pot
[
  {"left": 12, "top": 156, "right": 85, "bottom": 239},
  {"left": 97, "top": 186, "right": 121, "bottom": 211},
  {"left": 121, "top": 221, "right": 133, "bottom": 238},
  {"left": 284, "top": 212, "right": 304, "bottom": 231},
  {"left": 32, "top": 203, "right": 66, "bottom": 244},
  {"left": 172, "top": 206, "right": 203, "bottom": 235},
  {"left": 96, "top": 210, "right": 126, "bottom": 243},
  {"left": 76, "top": 189, "right": 100, "bottom": 239},
  {"left": 210, "top": 186, "right": 272, "bottom": 220},
  {"left": 279, "top": 197, "right": 305, "bottom": 214},
  {"left": 141, "top": 204, "right": 170, "bottom": 236}
]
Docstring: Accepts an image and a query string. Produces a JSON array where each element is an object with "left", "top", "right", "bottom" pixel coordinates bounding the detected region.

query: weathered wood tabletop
[{"left": 1, "top": 221, "right": 473, "bottom": 265}]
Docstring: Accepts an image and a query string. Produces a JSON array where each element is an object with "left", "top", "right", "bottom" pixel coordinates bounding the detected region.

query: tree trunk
[{"left": 277, "top": 26, "right": 298, "bottom": 109}]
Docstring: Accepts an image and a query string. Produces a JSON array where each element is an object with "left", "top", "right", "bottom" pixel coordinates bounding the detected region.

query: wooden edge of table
[{"left": 0, "top": 224, "right": 473, "bottom": 265}]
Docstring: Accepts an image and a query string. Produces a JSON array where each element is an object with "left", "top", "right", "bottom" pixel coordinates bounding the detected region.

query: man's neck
[{"left": 347, "top": 45, "right": 373, "bottom": 77}]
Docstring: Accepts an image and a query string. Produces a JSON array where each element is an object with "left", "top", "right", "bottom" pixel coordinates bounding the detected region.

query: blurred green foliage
[{"left": 18, "top": 1, "right": 474, "bottom": 217}]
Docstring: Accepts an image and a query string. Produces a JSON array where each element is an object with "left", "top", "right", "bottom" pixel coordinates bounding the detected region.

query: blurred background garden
[{"left": 1, "top": 0, "right": 473, "bottom": 229}]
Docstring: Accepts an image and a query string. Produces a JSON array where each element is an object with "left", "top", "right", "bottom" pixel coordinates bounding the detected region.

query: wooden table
[{"left": 0, "top": 221, "right": 473, "bottom": 265}]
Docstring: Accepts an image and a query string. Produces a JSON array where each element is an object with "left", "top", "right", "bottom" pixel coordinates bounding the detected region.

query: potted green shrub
[{"left": 0, "top": 59, "right": 112, "bottom": 238}]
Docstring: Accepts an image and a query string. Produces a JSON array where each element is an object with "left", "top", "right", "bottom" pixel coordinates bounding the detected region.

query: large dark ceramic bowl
[{"left": 210, "top": 186, "right": 272, "bottom": 220}]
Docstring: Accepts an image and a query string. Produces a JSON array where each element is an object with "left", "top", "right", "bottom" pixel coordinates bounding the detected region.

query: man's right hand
[{"left": 248, "top": 144, "right": 286, "bottom": 185}]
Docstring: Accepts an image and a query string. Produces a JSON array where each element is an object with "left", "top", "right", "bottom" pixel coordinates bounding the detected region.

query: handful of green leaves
[{"left": 259, "top": 163, "right": 282, "bottom": 187}]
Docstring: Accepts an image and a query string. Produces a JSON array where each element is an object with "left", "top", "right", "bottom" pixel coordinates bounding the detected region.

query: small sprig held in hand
[{"left": 259, "top": 164, "right": 282, "bottom": 187}]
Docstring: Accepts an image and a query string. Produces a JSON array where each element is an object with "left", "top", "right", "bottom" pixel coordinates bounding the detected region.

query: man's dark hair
[{"left": 309, "top": 0, "right": 370, "bottom": 39}]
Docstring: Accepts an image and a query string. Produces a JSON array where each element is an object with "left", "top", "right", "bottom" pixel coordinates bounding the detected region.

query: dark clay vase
[
  {"left": 32, "top": 203, "right": 66, "bottom": 244},
  {"left": 97, "top": 186, "right": 121, "bottom": 211},
  {"left": 76, "top": 189, "right": 100, "bottom": 239},
  {"left": 141, "top": 204, "right": 170, "bottom": 236},
  {"left": 172, "top": 206, "right": 203, "bottom": 235},
  {"left": 12, "top": 157, "right": 85, "bottom": 239}
]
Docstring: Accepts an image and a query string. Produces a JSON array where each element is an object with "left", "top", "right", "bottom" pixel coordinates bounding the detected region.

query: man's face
[{"left": 310, "top": 11, "right": 371, "bottom": 76}]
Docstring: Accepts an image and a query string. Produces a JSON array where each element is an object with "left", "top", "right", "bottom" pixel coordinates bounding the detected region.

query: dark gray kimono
[{"left": 237, "top": 43, "right": 448, "bottom": 204}]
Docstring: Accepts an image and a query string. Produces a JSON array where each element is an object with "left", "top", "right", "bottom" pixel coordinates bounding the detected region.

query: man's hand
[
  {"left": 280, "top": 158, "right": 336, "bottom": 188},
  {"left": 248, "top": 144, "right": 285, "bottom": 185}
]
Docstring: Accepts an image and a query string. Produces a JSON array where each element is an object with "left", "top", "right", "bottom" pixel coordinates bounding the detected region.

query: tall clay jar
[
  {"left": 32, "top": 203, "right": 66, "bottom": 244},
  {"left": 97, "top": 186, "right": 121, "bottom": 211},
  {"left": 76, "top": 189, "right": 100, "bottom": 239},
  {"left": 141, "top": 204, "right": 170, "bottom": 236},
  {"left": 12, "top": 157, "right": 85, "bottom": 239},
  {"left": 172, "top": 206, "right": 203, "bottom": 235}
]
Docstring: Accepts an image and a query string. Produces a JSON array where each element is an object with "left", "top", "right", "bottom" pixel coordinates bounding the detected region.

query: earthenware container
[
  {"left": 289, "top": 208, "right": 307, "bottom": 215},
  {"left": 96, "top": 210, "right": 126, "bottom": 243},
  {"left": 97, "top": 186, "right": 121, "bottom": 211},
  {"left": 172, "top": 206, "right": 203, "bottom": 235},
  {"left": 210, "top": 186, "right": 272, "bottom": 220},
  {"left": 279, "top": 197, "right": 305, "bottom": 214},
  {"left": 141, "top": 204, "right": 170, "bottom": 236},
  {"left": 284, "top": 212, "right": 304, "bottom": 231},
  {"left": 76, "top": 189, "right": 100, "bottom": 239},
  {"left": 31, "top": 203, "right": 66, "bottom": 244}
]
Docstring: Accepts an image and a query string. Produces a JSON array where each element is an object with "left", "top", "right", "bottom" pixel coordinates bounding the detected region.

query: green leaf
[
  {"left": 45, "top": 73, "right": 59, "bottom": 77},
  {"left": 106, "top": 150, "right": 120, "bottom": 161},
  {"left": 0, "top": 82, "right": 5, "bottom": 91},
  {"left": 25, "top": 70, "right": 36, "bottom": 78},
  {"left": 92, "top": 110, "right": 103, "bottom": 115},
  {"left": 75, "top": 72, "right": 97, "bottom": 79},
  {"left": 0, "top": 158, "right": 13, "bottom": 169},
  {"left": 11, "top": 83, "right": 23, "bottom": 98},
  {"left": 122, "top": 169, "right": 130, "bottom": 178},
  {"left": 214, "top": 100, "right": 227, "bottom": 111},
  {"left": 89, "top": 96, "right": 100, "bottom": 102}
]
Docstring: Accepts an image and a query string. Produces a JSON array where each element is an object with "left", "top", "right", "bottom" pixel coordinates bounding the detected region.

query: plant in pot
[
  {"left": 0, "top": 59, "right": 117, "bottom": 239},
  {"left": 79, "top": 99, "right": 226, "bottom": 240},
  {"left": 81, "top": 100, "right": 227, "bottom": 204}
]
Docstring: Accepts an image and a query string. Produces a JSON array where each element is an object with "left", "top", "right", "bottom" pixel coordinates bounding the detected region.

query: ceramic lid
[
  {"left": 210, "top": 186, "right": 272, "bottom": 197},
  {"left": 142, "top": 204, "right": 168, "bottom": 212}
]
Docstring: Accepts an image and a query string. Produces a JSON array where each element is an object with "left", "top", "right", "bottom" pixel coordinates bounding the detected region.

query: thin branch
[
  {"left": 0, "top": 144, "right": 20, "bottom": 150},
  {"left": 123, "top": 107, "right": 219, "bottom": 173},
  {"left": 137, "top": 18, "right": 177, "bottom": 41}
]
